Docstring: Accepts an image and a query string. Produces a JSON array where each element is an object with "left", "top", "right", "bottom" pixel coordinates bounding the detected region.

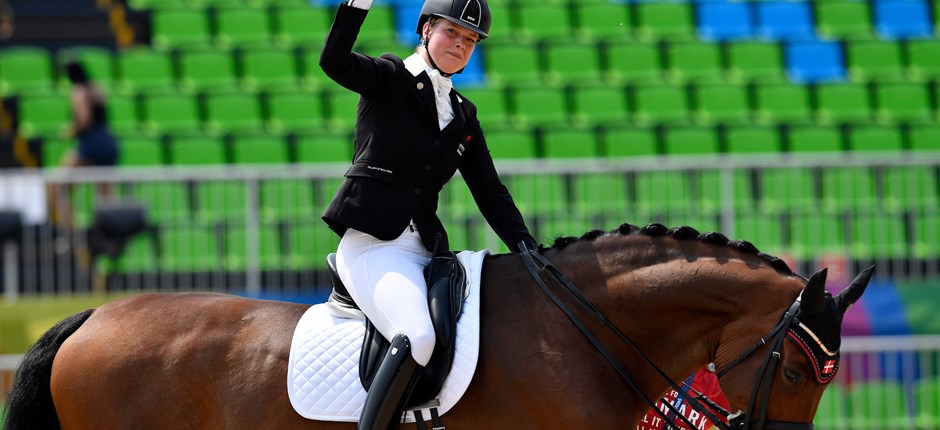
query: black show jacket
[{"left": 319, "top": 3, "right": 536, "bottom": 253}]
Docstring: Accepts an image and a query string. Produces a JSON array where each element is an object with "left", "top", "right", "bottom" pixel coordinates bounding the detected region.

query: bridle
[{"left": 518, "top": 244, "right": 825, "bottom": 430}]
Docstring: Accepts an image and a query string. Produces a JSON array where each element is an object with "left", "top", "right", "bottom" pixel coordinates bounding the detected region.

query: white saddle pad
[{"left": 287, "top": 250, "right": 488, "bottom": 423}]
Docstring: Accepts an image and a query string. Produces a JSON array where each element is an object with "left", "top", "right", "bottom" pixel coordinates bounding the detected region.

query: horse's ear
[
  {"left": 837, "top": 265, "right": 875, "bottom": 314},
  {"left": 800, "top": 268, "right": 828, "bottom": 316}
]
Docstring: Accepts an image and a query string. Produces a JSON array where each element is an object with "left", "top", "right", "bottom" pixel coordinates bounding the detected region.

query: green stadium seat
[
  {"left": 915, "top": 376, "right": 940, "bottom": 430},
  {"left": 58, "top": 46, "right": 115, "bottom": 92},
  {"left": 484, "top": 43, "right": 541, "bottom": 86},
  {"left": 847, "top": 125, "right": 903, "bottom": 152},
  {"left": 354, "top": 41, "right": 413, "bottom": 60},
  {"left": 725, "top": 41, "right": 786, "bottom": 84},
  {"left": 814, "top": 383, "right": 849, "bottom": 430},
  {"left": 605, "top": 41, "right": 662, "bottom": 84},
  {"left": 906, "top": 39, "right": 940, "bottom": 82},
  {"left": 633, "top": 84, "right": 689, "bottom": 125},
  {"left": 107, "top": 94, "right": 140, "bottom": 135},
  {"left": 486, "top": 3, "right": 515, "bottom": 43},
  {"left": 509, "top": 175, "right": 566, "bottom": 216},
  {"left": 127, "top": 0, "right": 187, "bottom": 9},
  {"left": 603, "top": 127, "right": 658, "bottom": 158},
  {"left": 511, "top": 87, "right": 568, "bottom": 127},
  {"left": 142, "top": 94, "right": 202, "bottom": 136},
  {"left": 635, "top": 170, "right": 691, "bottom": 215},
  {"left": 197, "top": 0, "right": 244, "bottom": 8},
  {"left": 663, "top": 127, "right": 719, "bottom": 156},
  {"left": 754, "top": 84, "right": 812, "bottom": 125},
  {"left": 571, "top": 173, "right": 629, "bottom": 216},
  {"left": 232, "top": 135, "right": 288, "bottom": 164},
  {"left": 295, "top": 134, "right": 351, "bottom": 163},
  {"left": 324, "top": 90, "right": 360, "bottom": 132},
  {"left": 537, "top": 217, "right": 595, "bottom": 243},
  {"left": 759, "top": 168, "right": 817, "bottom": 215},
  {"left": 543, "top": 42, "right": 603, "bottom": 86},
  {"left": 815, "top": 0, "right": 873, "bottom": 40},
  {"left": 169, "top": 135, "right": 226, "bottom": 165},
  {"left": 178, "top": 50, "right": 238, "bottom": 94},
  {"left": 486, "top": 129, "right": 536, "bottom": 159},
  {"left": 458, "top": 87, "right": 510, "bottom": 129},
  {"left": 151, "top": 9, "right": 212, "bottom": 50},
  {"left": 442, "top": 176, "right": 475, "bottom": 218},
  {"left": 788, "top": 125, "right": 843, "bottom": 153},
  {"left": 847, "top": 381, "right": 909, "bottom": 430},
  {"left": 196, "top": 180, "right": 247, "bottom": 222},
  {"left": 445, "top": 220, "right": 471, "bottom": 251},
  {"left": 788, "top": 213, "right": 843, "bottom": 260},
  {"left": 517, "top": 3, "right": 573, "bottom": 41},
  {"left": 68, "top": 183, "right": 98, "bottom": 226},
  {"left": 356, "top": 6, "right": 395, "bottom": 44},
  {"left": 574, "top": 2, "right": 632, "bottom": 41},
  {"left": 913, "top": 214, "right": 940, "bottom": 259},
  {"left": 846, "top": 40, "right": 905, "bottom": 83},
  {"left": 104, "top": 232, "right": 157, "bottom": 274},
  {"left": 0, "top": 46, "right": 54, "bottom": 95},
  {"left": 240, "top": 48, "right": 298, "bottom": 92},
  {"left": 665, "top": 41, "right": 723, "bottom": 83},
  {"left": 115, "top": 49, "right": 176, "bottom": 95},
  {"left": 850, "top": 213, "right": 908, "bottom": 260},
  {"left": 129, "top": 182, "right": 190, "bottom": 223},
  {"left": 300, "top": 48, "right": 334, "bottom": 90},
  {"left": 571, "top": 84, "right": 628, "bottom": 127},
  {"left": 820, "top": 167, "right": 877, "bottom": 213},
  {"left": 542, "top": 128, "right": 599, "bottom": 159},
  {"left": 160, "top": 226, "right": 220, "bottom": 271},
  {"left": 273, "top": 6, "right": 329, "bottom": 48},
  {"left": 260, "top": 179, "right": 316, "bottom": 222},
  {"left": 41, "top": 138, "right": 72, "bottom": 167},
  {"left": 726, "top": 126, "right": 782, "bottom": 154},
  {"left": 224, "top": 225, "right": 283, "bottom": 271},
  {"left": 635, "top": 2, "right": 695, "bottom": 42},
  {"left": 882, "top": 166, "right": 939, "bottom": 213},
  {"left": 692, "top": 83, "right": 751, "bottom": 125},
  {"left": 698, "top": 170, "right": 755, "bottom": 215},
  {"left": 18, "top": 96, "right": 69, "bottom": 138},
  {"left": 204, "top": 93, "right": 263, "bottom": 135},
  {"left": 910, "top": 125, "right": 940, "bottom": 150},
  {"left": 287, "top": 223, "right": 338, "bottom": 270},
  {"left": 265, "top": 91, "right": 325, "bottom": 134},
  {"left": 874, "top": 82, "right": 933, "bottom": 124},
  {"left": 733, "top": 214, "right": 785, "bottom": 256},
  {"left": 815, "top": 83, "right": 872, "bottom": 125},
  {"left": 118, "top": 135, "right": 164, "bottom": 166},
  {"left": 215, "top": 8, "right": 273, "bottom": 49}
]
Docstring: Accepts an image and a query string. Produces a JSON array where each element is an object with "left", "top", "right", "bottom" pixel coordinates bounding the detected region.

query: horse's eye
[{"left": 783, "top": 368, "right": 801, "bottom": 384}]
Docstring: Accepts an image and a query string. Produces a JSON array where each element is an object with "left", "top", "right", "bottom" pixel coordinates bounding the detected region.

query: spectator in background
[
  {"left": 0, "top": 0, "right": 13, "bottom": 40},
  {"left": 52, "top": 60, "right": 119, "bottom": 250},
  {"left": 637, "top": 367, "right": 730, "bottom": 430}
]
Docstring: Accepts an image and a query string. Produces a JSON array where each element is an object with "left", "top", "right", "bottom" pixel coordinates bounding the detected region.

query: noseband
[{"left": 518, "top": 245, "right": 822, "bottom": 430}]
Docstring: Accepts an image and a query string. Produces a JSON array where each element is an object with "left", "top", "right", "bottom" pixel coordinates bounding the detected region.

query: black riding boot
[{"left": 358, "top": 333, "right": 421, "bottom": 430}]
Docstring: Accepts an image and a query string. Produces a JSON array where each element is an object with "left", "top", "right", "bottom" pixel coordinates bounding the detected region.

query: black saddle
[{"left": 326, "top": 251, "right": 467, "bottom": 406}]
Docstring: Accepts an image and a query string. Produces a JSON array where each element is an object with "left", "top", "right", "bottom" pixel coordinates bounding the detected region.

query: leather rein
[{"left": 518, "top": 244, "right": 816, "bottom": 430}]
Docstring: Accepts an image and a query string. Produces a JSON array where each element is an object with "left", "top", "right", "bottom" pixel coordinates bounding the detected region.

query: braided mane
[{"left": 545, "top": 222, "right": 794, "bottom": 276}]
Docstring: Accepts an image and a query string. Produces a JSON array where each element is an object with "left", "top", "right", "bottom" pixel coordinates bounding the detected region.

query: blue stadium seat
[
  {"left": 756, "top": 1, "right": 815, "bottom": 41},
  {"left": 786, "top": 41, "right": 845, "bottom": 83},
  {"left": 873, "top": 0, "right": 933, "bottom": 39},
  {"left": 395, "top": 4, "right": 422, "bottom": 46},
  {"left": 697, "top": 1, "right": 754, "bottom": 41}
]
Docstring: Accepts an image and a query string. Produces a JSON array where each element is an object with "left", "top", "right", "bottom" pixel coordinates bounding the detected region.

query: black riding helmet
[{"left": 415, "top": 0, "right": 491, "bottom": 41}]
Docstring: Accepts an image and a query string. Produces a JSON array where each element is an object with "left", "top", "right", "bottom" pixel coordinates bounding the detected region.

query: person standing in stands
[
  {"left": 319, "top": 0, "right": 537, "bottom": 427},
  {"left": 52, "top": 60, "right": 119, "bottom": 247}
]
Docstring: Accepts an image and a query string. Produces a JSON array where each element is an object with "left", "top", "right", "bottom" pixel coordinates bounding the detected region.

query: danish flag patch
[{"left": 822, "top": 360, "right": 837, "bottom": 375}]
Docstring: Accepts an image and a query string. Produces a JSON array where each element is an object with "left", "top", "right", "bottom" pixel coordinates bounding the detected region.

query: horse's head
[{"left": 715, "top": 265, "right": 874, "bottom": 430}]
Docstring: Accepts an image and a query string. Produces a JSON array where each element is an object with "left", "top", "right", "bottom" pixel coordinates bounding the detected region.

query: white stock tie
[{"left": 428, "top": 69, "right": 454, "bottom": 130}]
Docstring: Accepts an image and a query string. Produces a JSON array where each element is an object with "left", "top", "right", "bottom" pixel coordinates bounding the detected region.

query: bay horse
[{"left": 4, "top": 223, "right": 872, "bottom": 430}]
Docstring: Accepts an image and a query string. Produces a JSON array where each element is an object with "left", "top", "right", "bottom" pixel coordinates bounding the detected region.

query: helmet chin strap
[{"left": 422, "top": 33, "right": 463, "bottom": 76}]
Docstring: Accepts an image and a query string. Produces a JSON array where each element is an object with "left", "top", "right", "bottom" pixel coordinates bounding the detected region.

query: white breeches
[{"left": 336, "top": 224, "right": 435, "bottom": 366}]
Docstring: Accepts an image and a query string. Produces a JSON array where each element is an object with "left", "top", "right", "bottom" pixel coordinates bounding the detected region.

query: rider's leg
[{"left": 336, "top": 224, "right": 435, "bottom": 429}]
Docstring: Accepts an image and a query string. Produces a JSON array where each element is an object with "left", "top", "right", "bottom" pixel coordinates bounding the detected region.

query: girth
[{"left": 326, "top": 251, "right": 468, "bottom": 406}]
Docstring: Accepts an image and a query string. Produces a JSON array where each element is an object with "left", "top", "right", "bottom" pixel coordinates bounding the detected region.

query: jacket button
[
  {"left": 424, "top": 164, "right": 432, "bottom": 171},
  {"left": 433, "top": 139, "right": 440, "bottom": 146},
  {"left": 414, "top": 188, "right": 422, "bottom": 196},
  {"left": 417, "top": 82, "right": 424, "bottom": 90}
]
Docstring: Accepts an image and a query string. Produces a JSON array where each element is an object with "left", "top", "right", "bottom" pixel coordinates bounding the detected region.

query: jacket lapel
[{"left": 413, "top": 72, "right": 440, "bottom": 130}]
